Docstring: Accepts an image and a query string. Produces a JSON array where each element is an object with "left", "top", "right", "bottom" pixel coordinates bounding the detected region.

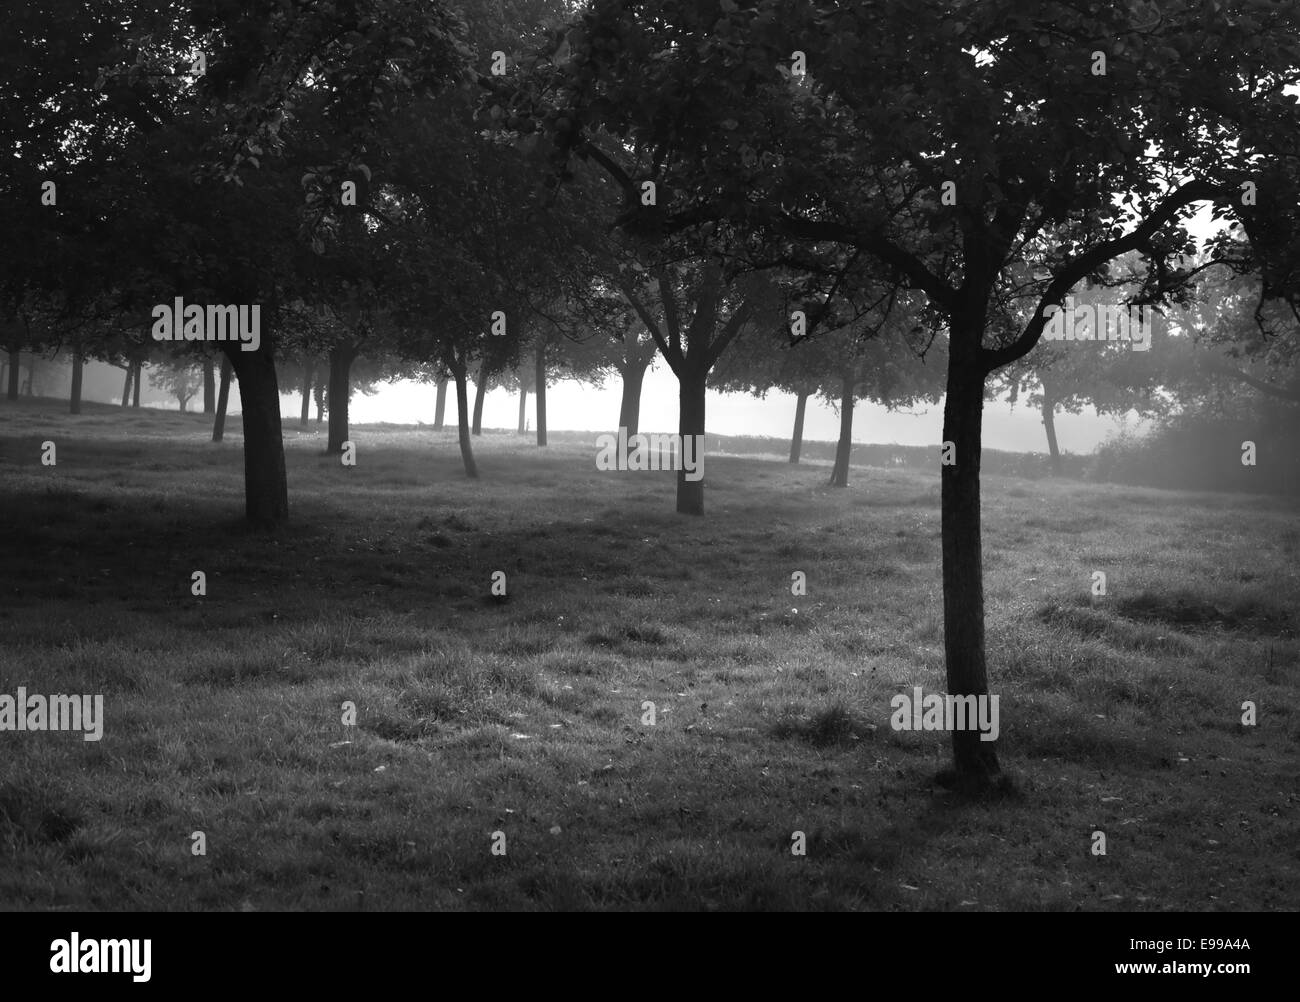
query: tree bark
[
  {"left": 451, "top": 358, "right": 479, "bottom": 478},
  {"left": 433, "top": 376, "right": 448, "bottom": 430},
  {"left": 789, "top": 389, "right": 809, "bottom": 464},
  {"left": 471, "top": 360, "right": 488, "bottom": 436},
  {"left": 226, "top": 343, "right": 289, "bottom": 528},
  {"left": 535, "top": 341, "right": 548, "bottom": 447},
  {"left": 23, "top": 366, "right": 33, "bottom": 396},
  {"left": 212, "top": 355, "right": 232, "bottom": 442},
  {"left": 203, "top": 357, "right": 216, "bottom": 414},
  {"left": 120, "top": 365, "right": 131, "bottom": 407},
  {"left": 939, "top": 326, "right": 1000, "bottom": 783},
  {"left": 70, "top": 351, "right": 84, "bottom": 414},
  {"left": 618, "top": 361, "right": 647, "bottom": 437},
  {"left": 676, "top": 367, "right": 707, "bottom": 515},
  {"left": 1041, "top": 389, "right": 1062, "bottom": 475},
  {"left": 830, "top": 373, "right": 855, "bottom": 487},
  {"left": 299, "top": 358, "right": 314, "bottom": 427},
  {"left": 517, "top": 385, "right": 528, "bottom": 434},
  {"left": 326, "top": 346, "right": 355, "bottom": 453},
  {"left": 130, "top": 361, "right": 142, "bottom": 408},
  {"left": 314, "top": 378, "right": 324, "bottom": 424}
]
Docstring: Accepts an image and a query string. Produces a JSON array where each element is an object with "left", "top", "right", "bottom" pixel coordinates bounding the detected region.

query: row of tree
[{"left": 4, "top": 0, "right": 1297, "bottom": 786}]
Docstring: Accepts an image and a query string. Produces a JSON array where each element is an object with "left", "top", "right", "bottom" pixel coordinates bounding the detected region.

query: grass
[{"left": 1, "top": 394, "right": 1297, "bottom": 911}]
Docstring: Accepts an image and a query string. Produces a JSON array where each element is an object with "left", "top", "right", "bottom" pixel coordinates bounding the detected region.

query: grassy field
[{"left": 1, "top": 396, "right": 1296, "bottom": 911}]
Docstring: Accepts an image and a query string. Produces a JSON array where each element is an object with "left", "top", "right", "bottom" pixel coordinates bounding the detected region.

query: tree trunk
[
  {"left": 471, "top": 361, "right": 488, "bottom": 436},
  {"left": 618, "top": 361, "right": 647, "bottom": 437},
  {"left": 676, "top": 367, "right": 707, "bottom": 515},
  {"left": 1041, "top": 390, "right": 1062, "bottom": 476},
  {"left": 326, "top": 347, "right": 354, "bottom": 454},
  {"left": 830, "top": 373, "right": 855, "bottom": 487},
  {"left": 120, "top": 365, "right": 131, "bottom": 407},
  {"left": 212, "top": 355, "right": 232, "bottom": 442},
  {"left": 452, "top": 360, "right": 479, "bottom": 478},
  {"left": 789, "top": 390, "right": 809, "bottom": 464},
  {"left": 69, "top": 351, "right": 84, "bottom": 414},
  {"left": 203, "top": 357, "right": 216, "bottom": 414},
  {"left": 517, "top": 385, "right": 528, "bottom": 434},
  {"left": 131, "top": 361, "right": 142, "bottom": 408},
  {"left": 535, "top": 341, "right": 548, "bottom": 447},
  {"left": 23, "top": 367, "right": 33, "bottom": 396},
  {"left": 939, "top": 331, "right": 1000, "bottom": 783},
  {"left": 433, "top": 376, "right": 448, "bottom": 430},
  {"left": 6, "top": 351, "right": 20, "bottom": 400},
  {"left": 299, "top": 359, "right": 313, "bottom": 427},
  {"left": 314, "top": 378, "right": 324, "bottom": 424},
  {"left": 226, "top": 344, "right": 289, "bottom": 528}
]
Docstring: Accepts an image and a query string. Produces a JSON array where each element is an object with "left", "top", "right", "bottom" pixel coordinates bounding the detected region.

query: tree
[
  {"left": 995, "top": 260, "right": 1173, "bottom": 474},
  {"left": 526, "top": 310, "right": 612, "bottom": 445},
  {"left": 824, "top": 312, "right": 945, "bottom": 489},
  {"left": 433, "top": 375, "right": 450, "bottom": 429},
  {"left": 380, "top": 78, "right": 581, "bottom": 476},
  {"left": 149, "top": 359, "right": 203, "bottom": 412},
  {"left": 213, "top": 355, "right": 233, "bottom": 442},
  {"left": 609, "top": 316, "right": 658, "bottom": 437},
  {"left": 8, "top": 2, "right": 289, "bottom": 524},
  {"left": 190, "top": 0, "right": 471, "bottom": 523},
  {"left": 554, "top": 287, "right": 659, "bottom": 436},
  {"left": 1168, "top": 252, "right": 1300, "bottom": 404},
  {"left": 202, "top": 353, "right": 217, "bottom": 414},
  {"left": 503, "top": 0, "right": 1300, "bottom": 783},
  {"left": 611, "top": 260, "right": 777, "bottom": 513},
  {"left": 714, "top": 281, "right": 945, "bottom": 479},
  {"left": 711, "top": 311, "right": 820, "bottom": 464}
]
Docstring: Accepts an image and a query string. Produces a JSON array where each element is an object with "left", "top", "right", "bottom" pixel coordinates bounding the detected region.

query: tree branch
[{"left": 981, "top": 178, "right": 1229, "bottom": 373}]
